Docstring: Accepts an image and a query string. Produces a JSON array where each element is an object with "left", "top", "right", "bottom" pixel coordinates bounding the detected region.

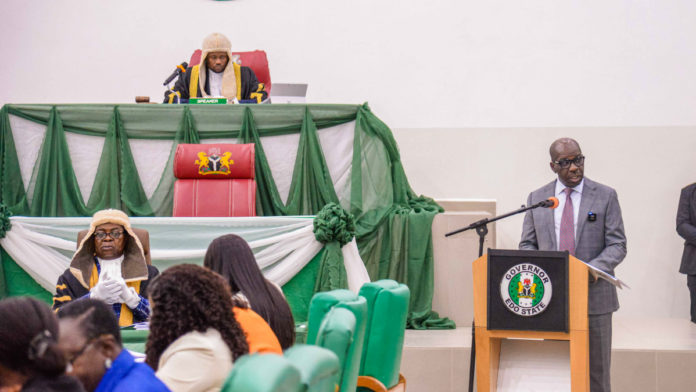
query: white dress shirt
[
  {"left": 209, "top": 70, "right": 223, "bottom": 97},
  {"left": 554, "top": 178, "right": 584, "bottom": 250}
]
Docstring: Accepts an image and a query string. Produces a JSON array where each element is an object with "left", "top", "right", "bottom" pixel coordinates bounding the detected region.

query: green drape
[{"left": 0, "top": 103, "right": 453, "bottom": 329}]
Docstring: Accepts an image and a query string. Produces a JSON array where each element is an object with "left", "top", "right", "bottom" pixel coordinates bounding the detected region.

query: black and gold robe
[{"left": 164, "top": 63, "right": 268, "bottom": 103}]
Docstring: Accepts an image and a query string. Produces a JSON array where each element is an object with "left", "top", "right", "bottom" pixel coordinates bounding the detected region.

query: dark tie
[{"left": 559, "top": 187, "right": 576, "bottom": 256}]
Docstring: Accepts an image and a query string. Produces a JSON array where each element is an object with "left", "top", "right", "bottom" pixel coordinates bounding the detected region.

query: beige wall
[
  {"left": 3, "top": 1, "right": 696, "bottom": 319},
  {"left": 397, "top": 127, "right": 696, "bottom": 319},
  {"left": 3, "top": 1, "right": 696, "bottom": 129}
]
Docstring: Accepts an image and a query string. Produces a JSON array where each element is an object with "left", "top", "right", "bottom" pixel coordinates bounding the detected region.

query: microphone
[
  {"left": 446, "top": 196, "right": 558, "bottom": 238},
  {"left": 538, "top": 197, "right": 559, "bottom": 209},
  {"left": 163, "top": 62, "right": 188, "bottom": 86}
]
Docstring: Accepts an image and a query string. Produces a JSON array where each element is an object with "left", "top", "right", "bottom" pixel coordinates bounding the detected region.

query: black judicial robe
[
  {"left": 164, "top": 64, "right": 268, "bottom": 103},
  {"left": 52, "top": 262, "right": 159, "bottom": 319}
]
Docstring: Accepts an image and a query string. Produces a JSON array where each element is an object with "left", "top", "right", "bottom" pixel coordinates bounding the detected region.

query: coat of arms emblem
[
  {"left": 195, "top": 147, "right": 234, "bottom": 175},
  {"left": 500, "top": 263, "right": 553, "bottom": 317}
]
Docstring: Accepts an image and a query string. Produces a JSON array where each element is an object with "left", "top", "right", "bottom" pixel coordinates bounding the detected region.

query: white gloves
[
  {"left": 113, "top": 277, "right": 141, "bottom": 309},
  {"left": 90, "top": 272, "right": 122, "bottom": 304},
  {"left": 90, "top": 272, "right": 141, "bottom": 308}
]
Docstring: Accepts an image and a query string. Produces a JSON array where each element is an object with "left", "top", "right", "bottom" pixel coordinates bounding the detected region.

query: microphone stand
[
  {"left": 445, "top": 199, "right": 554, "bottom": 392},
  {"left": 166, "top": 83, "right": 180, "bottom": 104}
]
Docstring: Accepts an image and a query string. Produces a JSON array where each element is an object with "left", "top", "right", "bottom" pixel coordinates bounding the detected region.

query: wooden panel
[
  {"left": 472, "top": 254, "right": 488, "bottom": 328},
  {"left": 488, "top": 330, "right": 571, "bottom": 341},
  {"left": 472, "top": 253, "right": 589, "bottom": 392},
  {"left": 570, "top": 329, "right": 590, "bottom": 392},
  {"left": 490, "top": 337, "right": 502, "bottom": 392},
  {"left": 568, "top": 256, "right": 589, "bottom": 331},
  {"left": 475, "top": 327, "right": 491, "bottom": 391}
]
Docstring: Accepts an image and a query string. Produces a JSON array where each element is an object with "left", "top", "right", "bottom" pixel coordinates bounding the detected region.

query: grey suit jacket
[
  {"left": 677, "top": 183, "right": 696, "bottom": 275},
  {"left": 519, "top": 177, "right": 627, "bottom": 315}
]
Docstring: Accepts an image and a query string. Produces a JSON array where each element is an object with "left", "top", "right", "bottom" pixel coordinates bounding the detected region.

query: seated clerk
[
  {"left": 57, "top": 299, "right": 169, "bottom": 392},
  {"left": 145, "top": 265, "right": 248, "bottom": 392},
  {"left": 52, "top": 209, "right": 159, "bottom": 327},
  {"left": 204, "top": 234, "right": 295, "bottom": 350},
  {"left": 231, "top": 296, "right": 283, "bottom": 356},
  {"left": 164, "top": 32, "right": 268, "bottom": 104}
]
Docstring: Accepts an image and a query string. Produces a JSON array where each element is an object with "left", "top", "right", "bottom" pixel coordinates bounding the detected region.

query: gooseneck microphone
[
  {"left": 538, "top": 197, "right": 559, "bottom": 209},
  {"left": 163, "top": 62, "right": 188, "bottom": 86},
  {"left": 445, "top": 196, "right": 559, "bottom": 238}
]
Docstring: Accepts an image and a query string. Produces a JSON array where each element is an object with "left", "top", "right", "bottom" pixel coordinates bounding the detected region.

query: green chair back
[
  {"left": 222, "top": 353, "right": 303, "bottom": 392},
  {"left": 358, "top": 280, "right": 410, "bottom": 389},
  {"left": 307, "top": 290, "right": 368, "bottom": 392},
  {"left": 285, "top": 344, "right": 341, "bottom": 392}
]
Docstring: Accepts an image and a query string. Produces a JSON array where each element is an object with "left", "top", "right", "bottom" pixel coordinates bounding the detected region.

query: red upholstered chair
[
  {"left": 189, "top": 50, "right": 272, "bottom": 94},
  {"left": 173, "top": 144, "right": 256, "bottom": 217}
]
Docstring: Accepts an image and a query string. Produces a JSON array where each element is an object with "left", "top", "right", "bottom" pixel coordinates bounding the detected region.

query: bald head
[
  {"left": 549, "top": 138, "right": 584, "bottom": 188},
  {"left": 549, "top": 138, "right": 581, "bottom": 161}
]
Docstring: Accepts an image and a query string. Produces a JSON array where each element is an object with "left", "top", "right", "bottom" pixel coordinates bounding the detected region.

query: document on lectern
[{"left": 579, "top": 260, "right": 630, "bottom": 290}]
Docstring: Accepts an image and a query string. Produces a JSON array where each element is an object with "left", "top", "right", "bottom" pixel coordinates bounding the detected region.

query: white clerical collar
[
  {"left": 97, "top": 255, "right": 124, "bottom": 280},
  {"left": 555, "top": 178, "right": 584, "bottom": 196},
  {"left": 97, "top": 254, "right": 124, "bottom": 265}
]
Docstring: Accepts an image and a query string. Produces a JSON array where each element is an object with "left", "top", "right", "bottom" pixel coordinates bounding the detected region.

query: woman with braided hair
[
  {"left": 0, "top": 297, "right": 84, "bottom": 392},
  {"left": 145, "top": 264, "right": 248, "bottom": 392}
]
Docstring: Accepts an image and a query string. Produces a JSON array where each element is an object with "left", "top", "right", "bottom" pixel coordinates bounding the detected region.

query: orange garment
[{"left": 233, "top": 306, "right": 283, "bottom": 355}]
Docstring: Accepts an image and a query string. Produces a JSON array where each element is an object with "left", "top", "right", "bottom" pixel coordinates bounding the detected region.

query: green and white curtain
[
  {"left": 0, "top": 216, "right": 370, "bottom": 294},
  {"left": 0, "top": 103, "right": 453, "bottom": 329}
]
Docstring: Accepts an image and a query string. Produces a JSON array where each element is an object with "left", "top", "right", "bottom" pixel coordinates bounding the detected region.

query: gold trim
[
  {"left": 190, "top": 65, "right": 201, "bottom": 98},
  {"left": 233, "top": 63, "right": 241, "bottom": 100},
  {"left": 168, "top": 91, "right": 181, "bottom": 104},
  {"left": 118, "top": 281, "right": 141, "bottom": 326},
  {"left": 250, "top": 93, "right": 263, "bottom": 104},
  {"left": 52, "top": 296, "right": 71, "bottom": 305}
]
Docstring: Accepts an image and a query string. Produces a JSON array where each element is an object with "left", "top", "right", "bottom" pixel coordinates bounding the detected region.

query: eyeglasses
[
  {"left": 66, "top": 338, "right": 96, "bottom": 370},
  {"left": 95, "top": 231, "right": 123, "bottom": 240},
  {"left": 553, "top": 155, "right": 585, "bottom": 169}
]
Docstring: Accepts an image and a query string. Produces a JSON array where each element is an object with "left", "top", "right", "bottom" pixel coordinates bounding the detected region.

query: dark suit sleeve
[
  {"left": 241, "top": 67, "right": 268, "bottom": 103},
  {"left": 588, "top": 189, "right": 627, "bottom": 273},
  {"left": 163, "top": 69, "right": 192, "bottom": 103},
  {"left": 677, "top": 186, "right": 696, "bottom": 246},
  {"left": 519, "top": 192, "right": 539, "bottom": 250}
]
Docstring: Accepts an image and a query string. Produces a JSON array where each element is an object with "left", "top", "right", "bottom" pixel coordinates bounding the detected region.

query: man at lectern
[{"left": 519, "top": 138, "right": 626, "bottom": 392}]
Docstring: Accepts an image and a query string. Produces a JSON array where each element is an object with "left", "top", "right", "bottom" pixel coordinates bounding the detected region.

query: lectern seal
[{"left": 500, "top": 263, "right": 553, "bottom": 317}]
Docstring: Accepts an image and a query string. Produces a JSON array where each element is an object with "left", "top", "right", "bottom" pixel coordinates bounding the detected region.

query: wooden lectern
[{"left": 472, "top": 249, "right": 589, "bottom": 391}]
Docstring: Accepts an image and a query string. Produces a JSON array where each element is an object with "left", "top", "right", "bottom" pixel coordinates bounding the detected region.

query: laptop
[{"left": 270, "top": 83, "right": 308, "bottom": 104}]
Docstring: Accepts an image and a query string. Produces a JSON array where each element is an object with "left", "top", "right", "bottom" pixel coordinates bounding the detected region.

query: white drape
[{"left": 0, "top": 216, "right": 370, "bottom": 295}]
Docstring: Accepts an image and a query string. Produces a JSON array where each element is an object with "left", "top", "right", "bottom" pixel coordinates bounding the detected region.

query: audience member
[
  {"left": 204, "top": 234, "right": 295, "bottom": 350},
  {"left": 57, "top": 299, "right": 169, "bottom": 392},
  {"left": 0, "top": 297, "right": 85, "bottom": 392},
  {"left": 145, "top": 264, "right": 248, "bottom": 392},
  {"left": 53, "top": 209, "right": 159, "bottom": 327},
  {"left": 232, "top": 297, "right": 283, "bottom": 355},
  {"left": 677, "top": 181, "right": 696, "bottom": 323}
]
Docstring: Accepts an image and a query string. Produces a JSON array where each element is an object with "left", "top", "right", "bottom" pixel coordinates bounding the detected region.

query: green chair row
[
  {"left": 223, "top": 345, "right": 341, "bottom": 392},
  {"left": 221, "top": 279, "right": 410, "bottom": 392},
  {"left": 307, "top": 280, "right": 410, "bottom": 392}
]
